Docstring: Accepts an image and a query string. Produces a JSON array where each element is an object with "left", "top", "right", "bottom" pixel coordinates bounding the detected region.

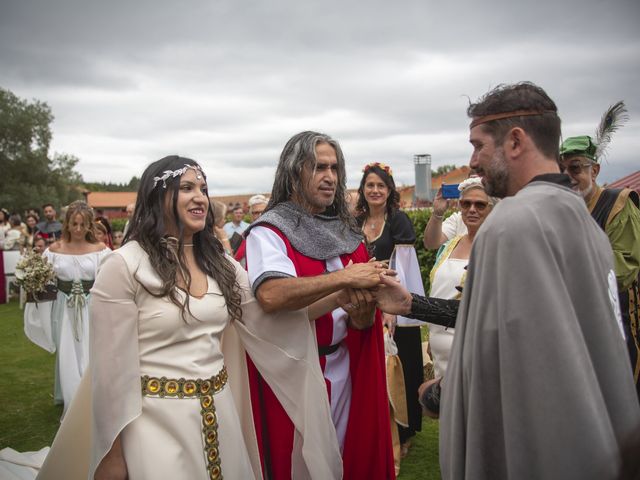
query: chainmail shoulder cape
[{"left": 245, "top": 201, "right": 363, "bottom": 260}]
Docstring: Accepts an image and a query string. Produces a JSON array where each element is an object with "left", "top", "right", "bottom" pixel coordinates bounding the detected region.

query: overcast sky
[{"left": 1, "top": 0, "right": 639, "bottom": 194}]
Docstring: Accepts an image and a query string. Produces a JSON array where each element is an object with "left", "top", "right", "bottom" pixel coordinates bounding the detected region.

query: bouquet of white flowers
[{"left": 15, "top": 250, "right": 57, "bottom": 302}]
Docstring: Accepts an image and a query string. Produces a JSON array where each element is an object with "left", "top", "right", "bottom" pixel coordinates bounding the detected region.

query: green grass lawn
[
  {"left": 0, "top": 300, "right": 62, "bottom": 451},
  {"left": 0, "top": 300, "right": 441, "bottom": 478}
]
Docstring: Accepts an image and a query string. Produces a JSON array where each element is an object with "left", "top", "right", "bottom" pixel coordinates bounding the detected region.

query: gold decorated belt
[{"left": 141, "top": 366, "right": 228, "bottom": 480}]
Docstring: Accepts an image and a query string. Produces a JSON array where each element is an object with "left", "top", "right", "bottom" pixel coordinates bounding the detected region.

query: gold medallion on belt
[{"left": 141, "top": 366, "right": 228, "bottom": 479}]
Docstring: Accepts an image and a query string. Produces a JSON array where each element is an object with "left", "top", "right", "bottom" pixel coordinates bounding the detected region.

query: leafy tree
[
  {"left": 0, "top": 87, "right": 83, "bottom": 214},
  {"left": 82, "top": 176, "right": 140, "bottom": 192},
  {"left": 127, "top": 176, "right": 140, "bottom": 191},
  {"left": 432, "top": 164, "right": 457, "bottom": 177}
]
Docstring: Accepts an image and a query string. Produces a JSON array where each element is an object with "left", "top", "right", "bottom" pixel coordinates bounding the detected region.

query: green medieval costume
[{"left": 561, "top": 115, "right": 640, "bottom": 397}]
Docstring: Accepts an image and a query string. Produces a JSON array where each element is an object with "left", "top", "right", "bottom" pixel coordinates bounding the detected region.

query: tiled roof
[
  {"left": 431, "top": 166, "right": 471, "bottom": 187},
  {"left": 606, "top": 170, "right": 640, "bottom": 193},
  {"left": 85, "top": 192, "right": 137, "bottom": 208}
]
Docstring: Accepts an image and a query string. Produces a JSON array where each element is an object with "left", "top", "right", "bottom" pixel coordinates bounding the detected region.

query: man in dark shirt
[{"left": 35, "top": 203, "right": 62, "bottom": 244}]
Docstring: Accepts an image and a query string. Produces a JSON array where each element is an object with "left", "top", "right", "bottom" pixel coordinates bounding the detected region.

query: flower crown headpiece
[
  {"left": 457, "top": 176, "right": 484, "bottom": 192},
  {"left": 363, "top": 162, "right": 393, "bottom": 177},
  {"left": 153, "top": 164, "right": 203, "bottom": 189}
]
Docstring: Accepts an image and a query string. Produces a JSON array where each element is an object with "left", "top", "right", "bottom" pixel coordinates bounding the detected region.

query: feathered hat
[{"left": 559, "top": 101, "right": 629, "bottom": 163}]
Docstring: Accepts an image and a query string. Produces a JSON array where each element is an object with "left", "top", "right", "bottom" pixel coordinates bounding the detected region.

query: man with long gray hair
[{"left": 244, "top": 131, "right": 395, "bottom": 479}]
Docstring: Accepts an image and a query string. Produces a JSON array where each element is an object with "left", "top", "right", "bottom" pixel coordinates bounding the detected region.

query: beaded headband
[
  {"left": 363, "top": 162, "right": 393, "bottom": 177},
  {"left": 153, "top": 164, "right": 203, "bottom": 189}
]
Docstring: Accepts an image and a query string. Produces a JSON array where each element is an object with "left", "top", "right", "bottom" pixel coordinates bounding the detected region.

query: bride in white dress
[{"left": 35, "top": 156, "right": 343, "bottom": 480}]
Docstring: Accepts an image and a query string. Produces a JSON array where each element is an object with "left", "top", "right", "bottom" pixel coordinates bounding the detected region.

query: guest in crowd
[
  {"left": 122, "top": 202, "right": 135, "bottom": 237},
  {"left": 248, "top": 194, "right": 268, "bottom": 221},
  {"left": 424, "top": 177, "right": 496, "bottom": 412},
  {"left": 33, "top": 235, "right": 47, "bottom": 254},
  {"left": 95, "top": 215, "right": 113, "bottom": 249},
  {"left": 223, "top": 205, "right": 248, "bottom": 253},
  {"left": 26, "top": 201, "right": 110, "bottom": 413},
  {"left": 24, "top": 213, "right": 39, "bottom": 249},
  {"left": 1, "top": 214, "right": 27, "bottom": 251},
  {"left": 212, "top": 200, "right": 233, "bottom": 255},
  {"left": 234, "top": 194, "right": 269, "bottom": 267},
  {"left": 560, "top": 124, "right": 640, "bottom": 398},
  {"left": 36, "top": 203, "right": 63, "bottom": 244},
  {"left": 94, "top": 221, "right": 111, "bottom": 249},
  {"left": 112, "top": 230, "right": 124, "bottom": 249},
  {"left": 356, "top": 161, "right": 423, "bottom": 461},
  {"left": 0, "top": 208, "right": 11, "bottom": 237}
]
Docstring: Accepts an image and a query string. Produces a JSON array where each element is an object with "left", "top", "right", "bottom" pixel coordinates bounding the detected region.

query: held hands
[
  {"left": 336, "top": 287, "right": 376, "bottom": 330},
  {"left": 339, "top": 259, "right": 391, "bottom": 289},
  {"left": 374, "top": 272, "right": 412, "bottom": 316}
]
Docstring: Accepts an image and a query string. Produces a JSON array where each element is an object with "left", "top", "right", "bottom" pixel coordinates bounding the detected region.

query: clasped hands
[{"left": 335, "top": 258, "right": 407, "bottom": 331}]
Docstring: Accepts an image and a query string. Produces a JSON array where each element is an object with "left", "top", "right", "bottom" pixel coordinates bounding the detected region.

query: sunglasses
[
  {"left": 459, "top": 200, "right": 489, "bottom": 211},
  {"left": 560, "top": 162, "right": 593, "bottom": 176}
]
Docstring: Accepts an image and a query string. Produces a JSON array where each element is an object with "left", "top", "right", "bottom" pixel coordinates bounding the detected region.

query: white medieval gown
[
  {"left": 24, "top": 248, "right": 111, "bottom": 412},
  {"left": 34, "top": 241, "right": 341, "bottom": 480}
]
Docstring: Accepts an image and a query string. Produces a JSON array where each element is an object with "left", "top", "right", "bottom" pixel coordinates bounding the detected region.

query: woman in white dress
[
  {"left": 31, "top": 201, "right": 110, "bottom": 412},
  {"left": 427, "top": 177, "right": 496, "bottom": 379},
  {"left": 37, "top": 156, "right": 343, "bottom": 480}
]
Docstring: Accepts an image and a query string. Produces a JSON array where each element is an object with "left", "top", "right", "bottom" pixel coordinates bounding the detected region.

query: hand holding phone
[{"left": 440, "top": 184, "right": 460, "bottom": 199}]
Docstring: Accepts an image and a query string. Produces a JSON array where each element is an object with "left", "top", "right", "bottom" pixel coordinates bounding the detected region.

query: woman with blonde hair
[{"left": 27, "top": 201, "right": 110, "bottom": 412}]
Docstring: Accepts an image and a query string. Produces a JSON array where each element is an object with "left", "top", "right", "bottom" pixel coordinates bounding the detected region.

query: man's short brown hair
[{"left": 468, "top": 82, "right": 561, "bottom": 159}]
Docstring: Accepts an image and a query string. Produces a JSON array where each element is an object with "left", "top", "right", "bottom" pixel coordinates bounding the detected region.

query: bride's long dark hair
[{"left": 124, "top": 155, "right": 242, "bottom": 322}]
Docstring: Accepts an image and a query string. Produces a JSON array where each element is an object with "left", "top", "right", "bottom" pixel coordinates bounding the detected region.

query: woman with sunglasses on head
[
  {"left": 424, "top": 177, "right": 496, "bottom": 408},
  {"left": 37, "top": 155, "right": 343, "bottom": 480}
]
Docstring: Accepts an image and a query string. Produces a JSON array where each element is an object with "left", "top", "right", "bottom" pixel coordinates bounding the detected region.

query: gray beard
[{"left": 577, "top": 183, "right": 593, "bottom": 200}]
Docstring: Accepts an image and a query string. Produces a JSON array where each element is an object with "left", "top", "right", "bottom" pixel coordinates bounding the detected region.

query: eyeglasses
[
  {"left": 459, "top": 200, "right": 489, "bottom": 211},
  {"left": 560, "top": 162, "right": 593, "bottom": 176}
]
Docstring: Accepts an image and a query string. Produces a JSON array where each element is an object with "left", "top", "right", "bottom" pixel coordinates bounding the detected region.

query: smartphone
[{"left": 441, "top": 184, "right": 460, "bottom": 199}]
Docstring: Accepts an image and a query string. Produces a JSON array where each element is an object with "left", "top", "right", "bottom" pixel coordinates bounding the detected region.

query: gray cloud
[{"left": 1, "top": 0, "right": 638, "bottom": 192}]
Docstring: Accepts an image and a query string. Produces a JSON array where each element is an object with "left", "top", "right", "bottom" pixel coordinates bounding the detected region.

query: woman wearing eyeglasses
[{"left": 427, "top": 177, "right": 496, "bottom": 385}]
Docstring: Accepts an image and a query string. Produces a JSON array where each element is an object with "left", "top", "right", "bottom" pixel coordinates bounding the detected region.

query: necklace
[{"left": 365, "top": 214, "right": 386, "bottom": 232}]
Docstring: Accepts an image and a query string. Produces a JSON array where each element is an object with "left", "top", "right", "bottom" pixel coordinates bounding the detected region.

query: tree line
[{"left": 0, "top": 87, "right": 139, "bottom": 214}]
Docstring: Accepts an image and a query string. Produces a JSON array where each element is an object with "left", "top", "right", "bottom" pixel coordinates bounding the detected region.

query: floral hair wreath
[
  {"left": 153, "top": 164, "right": 204, "bottom": 189},
  {"left": 363, "top": 162, "right": 393, "bottom": 177},
  {"left": 457, "top": 176, "right": 484, "bottom": 192}
]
